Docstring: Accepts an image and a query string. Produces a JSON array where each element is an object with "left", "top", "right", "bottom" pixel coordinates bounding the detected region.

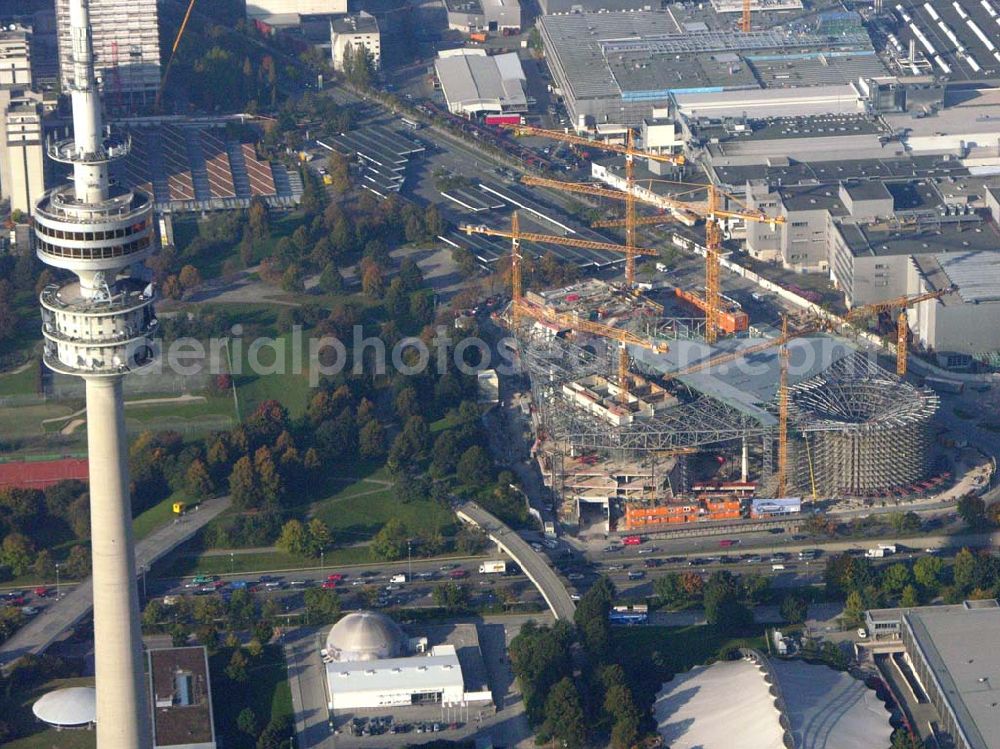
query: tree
[
  {"left": 394, "top": 387, "right": 419, "bottom": 421},
  {"left": 229, "top": 456, "right": 260, "bottom": 510},
  {"left": 953, "top": 547, "right": 977, "bottom": 593},
  {"left": 226, "top": 649, "right": 249, "bottom": 683},
  {"left": 900, "top": 584, "right": 920, "bottom": 608},
  {"left": 881, "top": 562, "right": 913, "bottom": 597},
  {"left": 318, "top": 263, "right": 344, "bottom": 294},
  {"left": 237, "top": 707, "right": 260, "bottom": 738},
  {"left": 703, "top": 571, "right": 752, "bottom": 634},
  {"left": 277, "top": 519, "right": 308, "bottom": 556},
  {"left": 891, "top": 729, "right": 925, "bottom": 749},
  {"left": 303, "top": 587, "right": 341, "bottom": 625},
  {"left": 574, "top": 576, "right": 614, "bottom": 660},
  {"left": 424, "top": 203, "right": 443, "bottom": 236},
  {"left": 430, "top": 431, "right": 461, "bottom": 476},
  {"left": 509, "top": 621, "right": 573, "bottom": 724},
  {"left": 370, "top": 517, "right": 408, "bottom": 561},
  {"left": 178, "top": 264, "right": 202, "bottom": 291},
  {"left": 432, "top": 582, "right": 470, "bottom": 610},
  {"left": 361, "top": 262, "right": 384, "bottom": 298},
  {"left": 780, "top": 593, "right": 808, "bottom": 624},
  {"left": 64, "top": 544, "right": 91, "bottom": 579},
  {"left": 185, "top": 459, "right": 216, "bottom": 497},
  {"left": 543, "top": 677, "right": 586, "bottom": 749},
  {"left": 1, "top": 533, "right": 34, "bottom": 576},
  {"left": 605, "top": 683, "right": 641, "bottom": 749},
  {"left": 306, "top": 518, "right": 332, "bottom": 556},
  {"left": 888, "top": 511, "right": 922, "bottom": 533},
  {"left": 914, "top": 555, "right": 944, "bottom": 593},
  {"left": 653, "top": 572, "right": 686, "bottom": 606},
  {"left": 958, "top": 494, "right": 987, "bottom": 529},
  {"left": 842, "top": 590, "right": 866, "bottom": 628},
  {"left": 456, "top": 446, "right": 491, "bottom": 485},
  {"left": 358, "top": 420, "right": 386, "bottom": 459}
]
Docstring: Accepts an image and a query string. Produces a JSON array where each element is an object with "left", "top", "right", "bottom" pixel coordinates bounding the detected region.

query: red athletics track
[{"left": 0, "top": 459, "right": 89, "bottom": 489}]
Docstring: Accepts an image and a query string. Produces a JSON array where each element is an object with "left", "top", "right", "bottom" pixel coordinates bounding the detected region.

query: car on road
[
  {"left": 448, "top": 569, "right": 469, "bottom": 579},
  {"left": 743, "top": 555, "right": 762, "bottom": 564},
  {"left": 21, "top": 606, "right": 39, "bottom": 616},
  {"left": 439, "top": 563, "right": 459, "bottom": 571},
  {"left": 637, "top": 547, "right": 656, "bottom": 555},
  {"left": 604, "top": 545, "right": 622, "bottom": 553},
  {"left": 192, "top": 575, "right": 215, "bottom": 585},
  {"left": 543, "top": 539, "right": 559, "bottom": 549},
  {"left": 643, "top": 558, "right": 661, "bottom": 568},
  {"left": 567, "top": 572, "right": 585, "bottom": 581},
  {"left": 262, "top": 580, "right": 283, "bottom": 589},
  {"left": 627, "top": 571, "right": 645, "bottom": 580},
  {"left": 688, "top": 558, "right": 704, "bottom": 566},
  {"left": 665, "top": 556, "right": 684, "bottom": 564},
  {"left": 33, "top": 587, "right": 52, "bottom": 598},
  {"left": 327, "top": 573, "right": 345, "bottom": 582},
  {"left": 322, "top": 581, "right": 338, "bottom": 590},
  {"left": 530, "top": 542, "right": 544, "bottom": 552}
]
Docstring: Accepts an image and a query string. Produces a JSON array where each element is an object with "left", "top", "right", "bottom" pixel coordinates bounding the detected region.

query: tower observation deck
[{"left": 32, "top": 1, "right": 155, "bottom": 747}]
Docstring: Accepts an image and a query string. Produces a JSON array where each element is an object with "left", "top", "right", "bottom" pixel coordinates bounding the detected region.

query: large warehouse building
[
  {"left": 865, "top": 600, "right": 1000, "bottom": 749},
  {"left": 538, "top": 10, "right": 883, "bottom": 128},
  {"left": 435, "top": 50, "right": 527, "bottom": 116}
]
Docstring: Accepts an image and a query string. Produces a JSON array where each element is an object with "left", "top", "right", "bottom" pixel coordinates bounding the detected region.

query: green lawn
[
  {"left": 235, "top": 329, "right": 316, "bottom": 419},
  {"left": 309, "top": 477, "right": 456, "bottom": 545},
  {"left": 209, "top": 645, "right": 292, "bottom": 749},
  {"left": 0, "top": 361, "right": 39, "bottom": 397},
  {"left": 133, "top": 494, "right": 185, "bottom": 541},
  {"left": 2, "top": 676, "right": 96, "bottom": 749}
]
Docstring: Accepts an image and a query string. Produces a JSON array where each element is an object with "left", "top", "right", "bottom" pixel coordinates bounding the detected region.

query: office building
[
  {"left": 55, "top": 0, "right": 160, "bottom": 103},
  {"left": 148, "top": 647, "right": 217, "bottom": 749},
  {"left": 865, "top": 600, "right": 1000, "bottom": 749},
  {"left": 445, "top": 0, "right": 521, "bottom": 34},
  {"left": 0, "top": 24, "right": 33, "bottom": 88},
  {"left": 330, "top": 12, "right": 381, "bottom": 72},
  {"left": 0, "top": 90, "right": 44, "bottom": 215}
]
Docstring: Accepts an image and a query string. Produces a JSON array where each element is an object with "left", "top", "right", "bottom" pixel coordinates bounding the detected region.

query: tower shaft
[{"left": 86, "top": 377, "right": 151, "bottom": 747}]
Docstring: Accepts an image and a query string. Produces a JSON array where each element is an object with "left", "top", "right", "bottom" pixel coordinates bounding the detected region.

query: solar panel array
[{"left": 111, "top": 124, "right": 290, "bottom": 211}]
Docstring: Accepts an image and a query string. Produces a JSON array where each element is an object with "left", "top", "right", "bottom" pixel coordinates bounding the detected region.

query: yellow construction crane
[
  {"left": 462, "top": 214, "right": 667, "bottom": 402},
  {"left": 521, "top": 174, "right": 784, "bottom": 343},
  {"left": 742, "top": 0, "right": 752, "bottom": 32},
  {"left": 506, "top": 125, "right": 684, "bottom": 287},
  {"left": 777, "top": 315, "right": 790, "bottom": 497},
  {"left": 155, "top": 0, "right": 198, "bottom": 112}
]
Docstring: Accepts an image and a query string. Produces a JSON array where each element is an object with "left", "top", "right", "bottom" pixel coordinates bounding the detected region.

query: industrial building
[
  {"left": 445, "top": 0, "right": 521, "bottom": 34},
  {"left": 246, "top": 0, "right": 347, "bottom": 26},
  {"left": 435, "top": 50, "right": 527, "bottom": 117},
  {"left": 148, "top": 647, "right": 216, "bottom": 749},
  {"left": 330, "top": 12, "right": 381, "bottom": 72},
  {"left": 55, "top": 0, "right": 160, "bottom": 104},
  {"left": 322, "top": 612, "right": 493, "bottom": 712},
  {"left": 538, "top": 10, "right": 883, "bottom": 128},
  {"left": 865, "top": 600, "right": 1000, "bottom": 749},
  {"left": 653, "top": 652, "right": 892, "bottom": 749}
]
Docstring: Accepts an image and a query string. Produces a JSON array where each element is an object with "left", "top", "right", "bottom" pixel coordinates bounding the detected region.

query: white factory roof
[
  {"left": 936, "top": 252, "right": 1000, "bottom": 305},
  {"left": 654, "top": 658, "right": 892, "bottom": 749},
  {"left": 33, "top": 686, "right": 97, "bottom": 727},
  {"left": 326, "top": 645, "right": 465, "bottom": 695},
  {"left": 435, "top": 51, "right": 526, "bottom": 112},
  {"left": 673, "top": 84, "right": 864, "bottom": 119}
]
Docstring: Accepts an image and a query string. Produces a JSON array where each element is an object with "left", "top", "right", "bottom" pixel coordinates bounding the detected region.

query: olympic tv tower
[{"left": 33, "top": 0, "right": 156, "bottom": 746}]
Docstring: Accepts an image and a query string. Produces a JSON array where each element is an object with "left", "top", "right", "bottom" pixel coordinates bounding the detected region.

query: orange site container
[{"left": 674, "top": 288, "right": 749, "bottom": 333}]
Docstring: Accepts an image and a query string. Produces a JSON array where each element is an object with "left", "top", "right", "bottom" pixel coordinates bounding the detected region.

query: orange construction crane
[
  {"left": 841, "top": 287, "right": 953, "bottom": 376},
  {"left": 155, "top": 0, "right": 197, "bottom": 112},
  {"left": 742, "top": 0, "right": 752, "bottom": 32},
  {"left": 507, "top": 125, "right": 684, "bottom": 287},
  {"left": 521, "top": 174, "right": 784, "bottom": 343},
  {"left": 463, "top": 214, "right": 667, "bottom": 401}
]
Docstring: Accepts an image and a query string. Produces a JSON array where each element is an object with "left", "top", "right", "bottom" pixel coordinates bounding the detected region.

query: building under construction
[
  {"left": 789, "top": 354, "right": 939, "bottom": 498},
  {"left": 509, "top": 279, "right": 941, "bottom": 527}
]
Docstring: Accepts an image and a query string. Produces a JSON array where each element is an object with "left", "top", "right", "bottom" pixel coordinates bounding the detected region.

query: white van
[
  {"left": 390, "top": 574, "right": 407, "bottom": 584},
  {"left": 771, "top": 564, "right": 786, "bottom": 571}
]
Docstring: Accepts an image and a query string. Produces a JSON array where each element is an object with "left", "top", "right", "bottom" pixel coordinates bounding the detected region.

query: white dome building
[
  {"left": 33, "top": 686, "right": 97, "bottom": 729},
  {"left": 321, "top": 611, "right": 494, "bottom": 712},
  {"left": 324, "top": 611, "right": 407, "bottom": 662}
]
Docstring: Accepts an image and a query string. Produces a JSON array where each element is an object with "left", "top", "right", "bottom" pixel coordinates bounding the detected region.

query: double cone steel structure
[{"left": 789, "top": 354, "right": 939, "bottom": 497}]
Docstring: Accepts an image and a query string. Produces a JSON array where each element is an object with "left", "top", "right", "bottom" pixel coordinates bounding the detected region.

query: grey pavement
[
  {"left": 285, "top": 627, "right": 335, "bottom": 749},
  {"left": 0, "top": 496, "right": 231, "bottom": 669},
  {"left": 456, "top": 501, "right": 576, "bottom": 621}
]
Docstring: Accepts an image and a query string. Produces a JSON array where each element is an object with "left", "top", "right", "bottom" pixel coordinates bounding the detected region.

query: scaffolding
[{"left": 788, "top": 354, "right": 939, "bottom": 496}]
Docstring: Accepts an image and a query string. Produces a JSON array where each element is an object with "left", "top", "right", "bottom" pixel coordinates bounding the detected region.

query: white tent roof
[
  {"left": 33, "top": 686, "right": 96, "bottom": 727},
  {"left": 654, "top": 659, "right": 784, "bottom": 749}
]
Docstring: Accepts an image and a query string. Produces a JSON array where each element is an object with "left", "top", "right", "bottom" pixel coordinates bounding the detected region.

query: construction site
[{"left": 463, "top": 125, "right": 952, "bottom": 535}]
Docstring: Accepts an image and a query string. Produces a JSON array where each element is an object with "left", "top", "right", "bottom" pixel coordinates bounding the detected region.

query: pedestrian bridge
[{"left": 456, "top": 501, "right": 576, "bottom": 621}]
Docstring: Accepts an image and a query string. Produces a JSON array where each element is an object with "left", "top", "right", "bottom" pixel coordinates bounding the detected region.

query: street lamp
[
  {"left": 55, "top": 563, "right": 61, "bottom": 599},
  {"left": 407, "top": 539, "right": 412, "bottom": 581},
  {"left": 321, "top": 550, "right": 325, "bottom": 577},
  {"left": 230, "top": 552, "right": 234, "bottom": 576}
]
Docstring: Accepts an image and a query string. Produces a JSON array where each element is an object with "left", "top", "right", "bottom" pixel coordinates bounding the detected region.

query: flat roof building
[
  {"left": 0, "top": 90, "right": 45, "bottom": 216},
  {"left": 435, "top": 51, "right": 526, "bottom": 116},
  {"left": 330, "top": 12, "right": 381, "bottom": 71},
  {"left": 246, "top": 0, "right": 348, "bottom": 25},
  {"left": 0, "top": 25, "right": 33, "bottom": 89},
  {"left": 446, "top": 0, "right": 521, "bottom": 33},
  {"left": 865, "top": 601, "right": 1000, "bottom": 749},
  {"left": 55, "top": 0, "right": 161, "bottom": 103},
  {"left": 148, "top": 646, "right": 217, "bottom": 749},
  {"left": 322, "top": 612, "right": 493, "bottom": 712}
]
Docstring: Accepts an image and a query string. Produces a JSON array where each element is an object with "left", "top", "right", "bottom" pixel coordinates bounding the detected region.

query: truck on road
[
  {"left": 622, "top": 535, "right": 643, "bottom": 546},
  {"left": 479, "top": 560, "right": 507, "bottom": 574},
  {"left": 865, "top": 546, "right": 894, "bottom": 558}
]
